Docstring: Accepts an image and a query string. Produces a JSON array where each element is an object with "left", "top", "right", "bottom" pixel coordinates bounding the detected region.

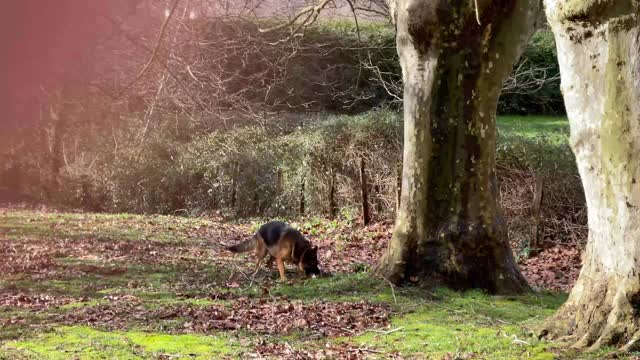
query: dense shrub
[
  {"left": 168, "top": 109, "right": 402, "bottom": 218},
  {"left": 496, "top": 132, "right": 586, "bottom": 251},
  {"left": 51, "top": 109, "right": 581, "bottom": 224}
]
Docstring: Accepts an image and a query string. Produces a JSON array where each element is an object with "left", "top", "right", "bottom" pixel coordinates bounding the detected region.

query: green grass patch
[
  {"left": 497, "top": 115, "right": 569, "bottom": 142},
  {"left": 0, "top": 210, "right": 216, "bottom": 243},
  {"left": 352, "top": 288, "right": 565, "bottom": 359},
  {"left": 263, "top": 272, "right": 422, "bottom": 303},
  {"left": 3, "top": 326, "right": 238, "bottom": 359},
  {"left": 495, "top": 115, "right": 576, "bottom": 175}
]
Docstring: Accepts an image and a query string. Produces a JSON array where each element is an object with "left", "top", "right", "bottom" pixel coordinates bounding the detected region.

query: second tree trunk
[{"left": 378, "top": 0, "right": 542, "bottom": 294}]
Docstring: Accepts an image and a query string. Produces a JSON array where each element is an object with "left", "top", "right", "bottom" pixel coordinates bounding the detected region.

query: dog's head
[{"left": 301, "top": 246, "right": 321, "bottom": 277}]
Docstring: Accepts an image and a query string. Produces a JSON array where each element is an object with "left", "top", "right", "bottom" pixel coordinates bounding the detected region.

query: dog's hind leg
[
  {"left": 266, "top": 256, "right": 275, "bottom": 269},
  {"left": 252, "top": 238, "right": 268, "bottom": 275},
  {"left": 253, "top": 257, "right": 265, "bottom": 276},
  {"left": 276, "top": 256, "right": 287, "bottom": 281}
]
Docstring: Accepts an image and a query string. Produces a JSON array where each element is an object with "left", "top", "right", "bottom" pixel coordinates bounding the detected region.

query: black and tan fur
[{"left": 227, "top": 221, "right": 321, "bottom": 281}]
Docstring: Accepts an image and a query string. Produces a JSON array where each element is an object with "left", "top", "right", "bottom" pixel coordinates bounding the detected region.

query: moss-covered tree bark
[
  {"left": 377, "top": 0, "right": 542, "bottom": 294},
  {"left": 541, "top": 1, "right": 640, "bottom": 351}
]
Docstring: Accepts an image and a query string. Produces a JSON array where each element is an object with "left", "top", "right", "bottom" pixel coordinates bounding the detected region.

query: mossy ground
[
  {"left": 0, "top": 208, "right": 628, "bottom": 359},
  {"left": 5, "top": 326, "right": 236, "bottom": 360}
]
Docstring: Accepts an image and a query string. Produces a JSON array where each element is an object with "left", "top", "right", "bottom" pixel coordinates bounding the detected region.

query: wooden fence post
[
  {"left": 299, "top": 177, "right": 305, "bottom": 216},
  {"left": 328, "top": 169, "right": 337, "bottom": 219},
  {"left": 230, "top": 161, "right": 237, "bottom": 210},
  {"left": 530, "top": 174, "right": 544, "bottom": 253},
  {"left": 359, "top": 158, "right": 371, "bottom": 225},
  {"left": 396, "top": 162, "right": 402, "bottom": 211}
]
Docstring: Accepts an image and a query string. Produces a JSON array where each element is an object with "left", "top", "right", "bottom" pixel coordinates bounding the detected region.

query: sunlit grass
[
  {"left": 5, "top": 326, "right": 239, "bottom": 360},
  {"left": 498, "top": 115, "right": 569, "bottom": 143}
]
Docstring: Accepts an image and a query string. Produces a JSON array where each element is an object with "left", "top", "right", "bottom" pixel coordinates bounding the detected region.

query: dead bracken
[
  {"left": 0, "top": 292, "right": 83, "bottom": 311},
  {"left": 56, "top": 296, "right": 391, "bottom": 338}
]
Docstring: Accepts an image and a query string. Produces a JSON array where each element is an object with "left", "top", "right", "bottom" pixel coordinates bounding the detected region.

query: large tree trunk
[
  {"left": 541, "top": 2, "right": 640, "bottom": 351},
  {"left": 377, "top": 0, "right": 541, "bottom": 294}
]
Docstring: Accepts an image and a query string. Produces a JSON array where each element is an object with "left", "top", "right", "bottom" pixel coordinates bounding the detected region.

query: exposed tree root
[
  {"left": 541, "top": 274, "right": 640, "bottom": 352},
  {"left": 377, "top": 221, "right": 530, "bottom": 295}
]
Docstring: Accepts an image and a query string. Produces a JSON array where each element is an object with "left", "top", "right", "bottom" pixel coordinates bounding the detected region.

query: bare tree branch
[
  {"left": 116, "top": 0, "right": 181, "bottom": 98},
  {"left": 502, "top": 58, "right": 560, "bottom": 95},
  {"left": 258, "top": 0, "right": 334, "bottom": 34}
]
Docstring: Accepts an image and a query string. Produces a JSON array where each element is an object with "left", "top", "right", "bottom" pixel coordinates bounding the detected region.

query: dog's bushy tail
[{"left": 226, "top": 236, "right": 256, "bottom": 253}]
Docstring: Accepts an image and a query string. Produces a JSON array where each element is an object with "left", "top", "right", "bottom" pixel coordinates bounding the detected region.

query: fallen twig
[
  {"left": 354, "top": 347, "right": 383, "bottom": 354},
  {"left": 510, "top": 334, "right": 530, "bottom": 346},
  {"left": 379, "top": 275, "right": 397, "bottom": 305},
  {"left": 366, "top": 326, "right": 404, "bottom": 335}
]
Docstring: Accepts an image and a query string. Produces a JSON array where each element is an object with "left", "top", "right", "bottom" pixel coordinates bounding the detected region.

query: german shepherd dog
[{"left": 227, "top": 221, "right": 321, "bottom": 281}]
